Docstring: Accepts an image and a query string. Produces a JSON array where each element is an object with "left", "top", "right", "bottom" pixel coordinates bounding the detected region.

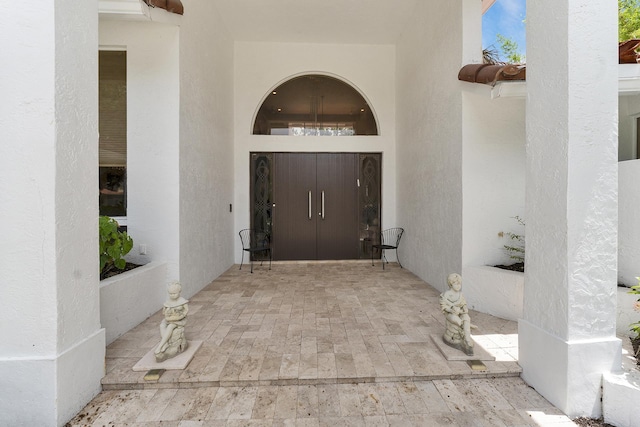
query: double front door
[{"left": 250, "top": 152, "right": 381, "bottom": 260}]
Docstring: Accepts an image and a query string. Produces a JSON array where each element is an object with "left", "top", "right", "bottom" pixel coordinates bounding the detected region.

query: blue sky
[{"left": 482, "top": 0, "right": 527, "bottom": 61}]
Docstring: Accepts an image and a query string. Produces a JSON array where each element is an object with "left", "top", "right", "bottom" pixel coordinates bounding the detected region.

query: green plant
[
  {"left": 620, "top": 0, "right": 640, "bottom": 41},
  {"left": 499, "top": 215, "right": 525, "bottom": 264},
  {"left": 496, "top": 34, "right": 525, "bottom": 64},
  {"left": 630, "top": 279, "right": 640, "bottom": 339},
  {"left": 99, "top": 216, "right": 133, "bottom": 279}
]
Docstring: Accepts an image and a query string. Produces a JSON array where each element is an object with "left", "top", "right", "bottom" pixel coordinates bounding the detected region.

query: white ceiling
[{"left": 210, "top": 0, "right": 422, "bottom": 44}]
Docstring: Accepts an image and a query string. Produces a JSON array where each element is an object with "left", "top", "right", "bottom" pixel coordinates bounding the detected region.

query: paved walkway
[{"left": 68, "top": 262, "right": 578, "bottom": 426}]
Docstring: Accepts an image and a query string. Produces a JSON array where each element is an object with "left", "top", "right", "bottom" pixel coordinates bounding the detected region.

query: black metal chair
[
  {"left": 239, "top": 228, "right": 272, "bottom": 273},
  {"left": 371, "top": 227, "right": 404, "bottom": 270}
]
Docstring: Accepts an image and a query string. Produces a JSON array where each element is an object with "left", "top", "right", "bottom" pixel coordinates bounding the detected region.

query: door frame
[{"left": 250, "top": 151, "right": 382, "bottom": 261}]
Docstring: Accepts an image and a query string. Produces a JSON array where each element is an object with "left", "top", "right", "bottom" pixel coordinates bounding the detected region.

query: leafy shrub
[
  {"left": 99, "top": 216, "right": 133, "bottom": 279},
  {"left": 499, "top": 215, "right": 525, "bottom": 264},
  {"left": 631, "top": 279, "right": 640, "bottom": 339}
]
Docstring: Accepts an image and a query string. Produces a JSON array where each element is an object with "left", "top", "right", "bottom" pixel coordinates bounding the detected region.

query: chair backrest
[
  {"left": 239, "top": 228, "right": 270, "bottom": 249},
  {"left": 381, "top": 227, "right": 404, "bottom": 247}
]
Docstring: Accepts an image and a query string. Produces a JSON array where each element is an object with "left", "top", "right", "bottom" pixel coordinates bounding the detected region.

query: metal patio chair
[
  {"left": 239, "top": 228, "right": 272, "bottom": 273},
  {"left": 371, "top": 227, "right": 404, "bottom": 270}
]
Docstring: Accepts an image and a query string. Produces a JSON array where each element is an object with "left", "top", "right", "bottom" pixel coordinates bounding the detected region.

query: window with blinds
[{"left": 99, "top": 50, "right": 127, "bottom": 217}]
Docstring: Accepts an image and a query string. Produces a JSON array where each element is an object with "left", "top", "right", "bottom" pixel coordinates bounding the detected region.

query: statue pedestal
[
  {"left": 430, "top": 335, "right": 495, "bottom": 361},
  {"left": 133, "top": 340, "right": 203, "bottom": 371}
]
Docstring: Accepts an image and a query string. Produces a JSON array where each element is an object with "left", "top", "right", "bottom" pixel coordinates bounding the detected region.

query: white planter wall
[
  {"left": 463, "top": 266, "right": 524, "bottom": 321},
  {"left": 603, "top": 371, "right": 640, "bottom": 427},
  {"left": 100, "top": 262, "right": 167, "bottom": 345}
]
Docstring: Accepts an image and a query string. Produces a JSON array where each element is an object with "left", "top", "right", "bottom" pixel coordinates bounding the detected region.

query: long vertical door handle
[
  {"left": 321, "top": 191, "right": 325, "bottom": 219},
  {"left": 308, "top": 191, "right": 312, "bottom": 220}
]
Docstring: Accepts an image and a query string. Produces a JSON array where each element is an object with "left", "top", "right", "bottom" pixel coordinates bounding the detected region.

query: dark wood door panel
[
  {"left": 269, "top": 152, "right": 372, "bottom": 261},
  {"left": 273, "top": 153, "right": 317, "bottom": 260},
  {"left": 316, "top": 153, "right": 359, "bottom": 259}
]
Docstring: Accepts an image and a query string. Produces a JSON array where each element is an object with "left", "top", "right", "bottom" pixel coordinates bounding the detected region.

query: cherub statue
[
  {"left": 439, "top": 273, "right": 474, "bottom": 356},
  {"left": 155, "top": 281, "right": 189, "bottom": 362}
]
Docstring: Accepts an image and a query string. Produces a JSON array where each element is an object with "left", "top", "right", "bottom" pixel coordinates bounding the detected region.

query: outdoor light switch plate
[
  {"left": 144, "top": 369, "right": 165, "bottom": 381},
  {"left": 467, "top": 360, "right": 487, "bottom": 371}
]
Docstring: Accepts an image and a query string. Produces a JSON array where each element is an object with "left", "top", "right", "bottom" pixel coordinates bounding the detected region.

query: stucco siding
[{"left": 396, "top": 1, "right": 464, "bottom": 292}]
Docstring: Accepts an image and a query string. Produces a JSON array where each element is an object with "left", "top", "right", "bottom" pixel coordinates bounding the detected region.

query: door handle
[
  {"left": 321, "top": 190, "right": 325, "bottom": 219},
  {"left": 308, "top": 190, "right": 312, "bottom": 220}
]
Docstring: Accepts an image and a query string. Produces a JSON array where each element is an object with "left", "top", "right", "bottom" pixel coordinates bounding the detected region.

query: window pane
[
  {"left": 99, "top": 50, "right": 127, "bottom": 216},
  {"left": 99, "top": 166, "right": 126, "bottom": 217},
  {"left": 253, "top": 75, "right": 378, "bottom": 136}
]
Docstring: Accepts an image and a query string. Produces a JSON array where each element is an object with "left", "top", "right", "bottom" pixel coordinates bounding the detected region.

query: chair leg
[
  {"left": 371, "top": 248, "right": 375, "bottom": 267},
  {"left": 396, "top": 249, "right": 402, "bottom": 268},
  {"left": 381, "top": 249, "right": 386, "bottom": 270},
  {"left": 250, "top": 254, "right": 254, "bottom": 274},
  {"left": 240, "top": 251, "right": 244, "bottom": 270}
]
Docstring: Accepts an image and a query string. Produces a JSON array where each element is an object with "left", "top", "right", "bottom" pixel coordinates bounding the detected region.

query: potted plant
[
  {"left": 630, "top": 279, "right": 640, "bottom": 365},
  {"left": 99, "top": 216, "right": 134, "bottom": 280},
  {"left": 496, "top": 215, "right": 525, "bottom": 272}
]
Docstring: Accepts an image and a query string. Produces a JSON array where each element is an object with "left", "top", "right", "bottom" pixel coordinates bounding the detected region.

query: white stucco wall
[
  {"left": 461, "top": 91, "right": 526, "bottom": 268},
  {"left": 1, "top": 1, "right": 105, "bottom": 425},
  {"left": 233, "top": 42, "right": 397, "bottom": 262},
  {"left": 178, "top": 0, "right": 235, "bottom": 295},
  {"left": 99, "top": 20, "right": 181, "bottom": 287},
  {"left": 395, "top": 1, "right": 466, "bottom": 292}
]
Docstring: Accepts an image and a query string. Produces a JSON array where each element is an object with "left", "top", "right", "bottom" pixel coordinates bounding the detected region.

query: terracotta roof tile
[
  {"left": 619, "top": 39, "right": 640, "bottom": 64},
  {"left": 458, "top": 64, "right": 526, "bottom": 86},
  {"left": 142, "top": 0, "right": 184, "bottom": 15}
]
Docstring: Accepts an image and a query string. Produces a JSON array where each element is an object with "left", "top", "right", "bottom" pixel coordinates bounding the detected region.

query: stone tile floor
[{"left": 68, "top": 262, "right": 579, "bottom": 425}]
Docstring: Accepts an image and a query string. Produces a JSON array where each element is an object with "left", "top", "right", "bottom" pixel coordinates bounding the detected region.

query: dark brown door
[
  {"left": 273, "top": 153, "right": 359, "bottom": 260},
  {"left": 316, "top": 153, "right": 359, "bottom": 259},
  {"left": 273, "top": 153, "right": 318, "bottom": 260}
]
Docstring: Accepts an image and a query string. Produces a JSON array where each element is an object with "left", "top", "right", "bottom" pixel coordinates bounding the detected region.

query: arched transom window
[{"left": 253, "top": 74, "right": 378, "bottom": 136}]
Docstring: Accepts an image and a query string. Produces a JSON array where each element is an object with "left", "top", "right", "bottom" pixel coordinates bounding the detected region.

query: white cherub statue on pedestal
[
  {"left": 155, "top": 281, "right": 189, "bottom": 362},
  {"left": 439, "top": 273, "right": 474, "bottom": 356}
]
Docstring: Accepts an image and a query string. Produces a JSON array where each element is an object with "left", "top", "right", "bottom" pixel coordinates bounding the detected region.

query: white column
[
  {"left": 520, "top": 0, "right": 621, "bottom": 418},
  {"left": 0, "top": 1, "right": 105, "bottom": 426}
]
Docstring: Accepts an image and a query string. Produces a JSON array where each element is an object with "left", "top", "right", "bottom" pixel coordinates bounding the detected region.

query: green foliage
[
  {"left": 630, "top": 279, "right": 640, "bottom": 339},
  {"left": 620, "top": 0, "right": 640, "bottom": 41},
  {"left": 496, "top": 34, "right": 525, "bottom": 64},
  {"left": 99, "top": 216, "right": 133, "bottom": 279},
  {"left": 500, "top": 216, "right": 525, "bottom": 264}
]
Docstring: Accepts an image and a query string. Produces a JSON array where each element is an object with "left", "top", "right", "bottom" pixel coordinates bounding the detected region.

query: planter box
[
  {"left": 618, "top": 286, "right": 639, "bottom": 338},
  {"left": 462, "top": 265, "right": 524, "bottom": 321},
  {"left": 603, "top": 370, "right": 640, "bottom": 427},
  {"left": 100, "top": 261, "right": 167, "bottom": 345}
]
